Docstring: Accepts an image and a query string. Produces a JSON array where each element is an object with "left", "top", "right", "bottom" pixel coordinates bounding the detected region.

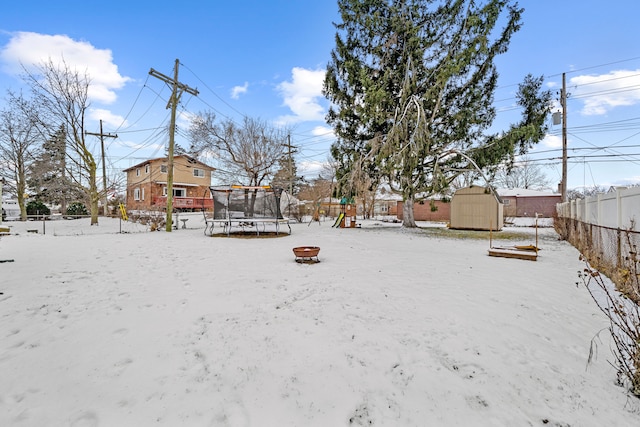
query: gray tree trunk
[{"left": 402, "top": 195, "right": 417, "bottom": 228}]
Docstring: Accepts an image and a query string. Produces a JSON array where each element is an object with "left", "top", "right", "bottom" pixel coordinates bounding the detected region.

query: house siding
[
  {"left": 124, "top": 156, "right": 214, "bottom": 212},
  {"left": 450, "top": 186, "right": 503, "bottom": 230}
]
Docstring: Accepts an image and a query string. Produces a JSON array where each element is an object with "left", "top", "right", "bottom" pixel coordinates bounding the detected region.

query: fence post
[
  {"left": 617, "top": 190, "right": 622, "bottom": 230},
  {"left": 617, "top": 228, "right": 622, "bottom": 268}
]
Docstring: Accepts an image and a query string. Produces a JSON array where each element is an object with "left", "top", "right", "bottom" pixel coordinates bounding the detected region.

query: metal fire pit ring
[{"left": 293, "top": 246, "right": 320, "bottom": 263}]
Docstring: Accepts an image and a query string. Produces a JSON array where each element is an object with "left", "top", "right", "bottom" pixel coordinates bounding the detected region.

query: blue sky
[{"left": 1, "top": 0, "right": 639, "bottom": 192}]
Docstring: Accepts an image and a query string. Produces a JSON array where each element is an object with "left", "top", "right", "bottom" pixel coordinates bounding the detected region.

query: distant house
[
  {"left": 123, "top": 155, "right": 215, "bottom": 212},
  {"left": 450, "top": 186, "right": 503, "bottom": 231},
  {"left": 1, "top": 199, "right": 21, "bottom": 221},
  {"left": 373, "top": 188, "right": 402, "bottom": 219},
  {"left": 396, "top": 197, "right": 450, "bottom": 222},
  {"left": 497, "top": 188, "right": 561, "bottom": 218},
  {"left": 375, "top": 197, "right": 400, "bottom": 219}
]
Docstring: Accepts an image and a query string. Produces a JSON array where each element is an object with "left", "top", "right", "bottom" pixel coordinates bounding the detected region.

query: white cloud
[
  {"left": 231, "top": 82, "right": 249, "bottom": 99},
  {"left": 177, "top": 110, "right": 196, "bottom": 128},
  {"left": 0, "top": 31, "right": 131, "bottom": 104},
  {"left": 88, "top": 108, "right": 126, "bottom": 129},
  {"left": 541, "top": 133, "right": 562, "bottom": 149},
  {"left": 623, "top": 176, "right": 640, "bottom": 186},
  {"left": 570, "top": 69, "right": 640, "bottom": 116},
  {"left": 276, "top": 67, "right": 326, "bottom": 124},
  {"left": 298, "top": 160, "right": 325, "bottom": 179},
  {"left": 311, "top": 125, "right": 335, "bottom": 138}
]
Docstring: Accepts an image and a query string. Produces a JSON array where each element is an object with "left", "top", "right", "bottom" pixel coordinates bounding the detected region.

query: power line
[
  {"left": 550, "top": 56, "right": 640, "bottom": 78},
  {"left": 105, "top": 55, "right": 640, "bottom": 184},
  {"left": 113, "top": 74, "right": 153, "bottom": 133},
  {"left": 180, "top": 62, "right": 247, "bottom": 122}
]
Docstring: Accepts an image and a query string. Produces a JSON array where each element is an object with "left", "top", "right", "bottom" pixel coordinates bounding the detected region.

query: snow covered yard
[{"left": 1, "top": 216, "right": 639, "bottom": 426}]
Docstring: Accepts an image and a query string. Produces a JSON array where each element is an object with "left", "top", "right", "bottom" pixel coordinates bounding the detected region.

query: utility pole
[
  {"left": 86, "top": 120, "right": 117, "bottom": 217},
  {"left": 149, "top": 59, "right": 198, "bottom": 232},
  {"left": 282, "top": 134, "right": 297, "bottom": 195},
  {"left": 561, "top": 72, "right": 568, "bottom": 202}
]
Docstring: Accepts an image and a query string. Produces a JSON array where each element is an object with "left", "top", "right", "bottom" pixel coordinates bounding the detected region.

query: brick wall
[{"left": 396, "top": 200, "right": 451, "bottom": 221}]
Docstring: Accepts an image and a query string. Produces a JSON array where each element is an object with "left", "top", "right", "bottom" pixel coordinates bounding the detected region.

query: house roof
[
  {"left": 122, "top": 155, "right": 215, "bottom": 172},
  {"left": 497, "top": 188, "right": 560, "bottom": 198}
]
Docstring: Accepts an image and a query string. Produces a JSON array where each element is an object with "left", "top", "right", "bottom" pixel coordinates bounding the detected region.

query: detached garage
[{"left": 450, "top": 186, "right": 503, "bottom": 231}]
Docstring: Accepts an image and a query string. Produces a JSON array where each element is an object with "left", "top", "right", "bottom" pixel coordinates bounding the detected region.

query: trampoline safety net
[
  {"left": 209, "top": 185, "right": 286, "bottom": 220},
  {"left": 205, "top": 185, "right": 291, "bottom": 236},
  {"left": 210, "top": 185, "right": 283, "bottom": 219}
]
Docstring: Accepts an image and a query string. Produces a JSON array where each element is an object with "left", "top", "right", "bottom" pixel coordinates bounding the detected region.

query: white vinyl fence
[
  {"left": 556, "top": 187, "right": 639, "bottom": 292},
  {"left": 556, "top": 186, "right": 640, "bottom": 230}
]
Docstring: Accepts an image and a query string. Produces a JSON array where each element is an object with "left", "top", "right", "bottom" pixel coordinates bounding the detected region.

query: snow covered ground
[{"left": 1, "top": 214, "right": 639, "bottom": 426}]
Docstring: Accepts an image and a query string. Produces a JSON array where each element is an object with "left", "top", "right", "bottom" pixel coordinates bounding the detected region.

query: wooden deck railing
[{"left": 152, "top": 196, "right": 213, "bottom": 210}]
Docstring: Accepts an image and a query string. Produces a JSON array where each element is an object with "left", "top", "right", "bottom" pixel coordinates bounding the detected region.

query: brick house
[
  {"left": 395, "top": 188, "right": 560, "bottom": 222},
  {"left": 497, "top": 188, "right": 561, "bottom": 218},
  {"left": 123, "top": 155, "right": 215, "bottom": 212},
  {"left": 396, "top": 198, "right": 451, "bottom": 222}
]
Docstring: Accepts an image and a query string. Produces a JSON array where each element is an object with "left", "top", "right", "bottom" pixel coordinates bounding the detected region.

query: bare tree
[
  {"left": 23, "top": 59, "right": 101, "bottom": 225},
  {"left": 493, "top": 156, "right": 551, "bottom": 190},
  {"left": 319, "top": 156, "right": 339, "bottom": 217},
  {"left": 567, "top": 185, "right": 608, "bottom": 200},
  {"left": 449, "top": 170, "right": 482, "bottom": 193},
  {"left": 352, "top": 168, "right": 377, "bottom": 219},
  {"left": 0, "top": 91, "right": 42, "bottom": 220},
  {"left": 297, "top": 176, "right": 334, "bottom": 222},
  {"left": 189, "top": 113, "right": 287, "bottom": 187}
]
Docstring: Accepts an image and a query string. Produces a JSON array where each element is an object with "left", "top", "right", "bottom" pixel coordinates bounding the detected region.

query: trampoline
[{"left": 204, "top": 185, "right": 291, "bottom": 236}]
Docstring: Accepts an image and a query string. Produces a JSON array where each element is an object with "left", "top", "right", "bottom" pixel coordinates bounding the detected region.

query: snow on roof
[{"left": 497, "top": 188, "right": 560, "bottom": 198}]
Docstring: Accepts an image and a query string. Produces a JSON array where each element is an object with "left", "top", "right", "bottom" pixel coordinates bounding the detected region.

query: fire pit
[{"left": 293, "top": 246, "right": 320, "bottom": 263}]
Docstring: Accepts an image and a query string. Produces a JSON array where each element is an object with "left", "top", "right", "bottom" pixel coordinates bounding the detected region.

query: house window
[
  {"left": 503, "top": 199, "right": 510, "bottom": 205},
  {"left": 134, "top": 188, "right": 141, "bottom": 201},
  {"left": 141, "top": 188, "right": 145, "bottom": 201},
  {"left": 163, "top": 187, "right": 186, "bottom": 197},
  {"left": 193, "top": 168, "right": 205, "bottom": 178},
  {"left": 145, "top": 164, "right": 150, "bottom": 174},
  {"left": 136, "top": 168, "right": 140, "bottom": 177},
  {"left": 161, "top": 165, "right": 168, "bottom": 173}
]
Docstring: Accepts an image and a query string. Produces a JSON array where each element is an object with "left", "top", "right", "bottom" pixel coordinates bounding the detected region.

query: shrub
[
  {"left": 66, "top": 202, "right": 88, "bottom": 218},
  {"left": 580, "top": 230, "right": 640, "bottom": 398},
  {"left": 26, "top": 200, "right": 50, "bottom": 217}
]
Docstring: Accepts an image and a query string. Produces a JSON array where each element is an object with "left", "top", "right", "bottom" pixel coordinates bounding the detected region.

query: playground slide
[{"left": 332, "top": 213, "right": 344, "bottom": 228}]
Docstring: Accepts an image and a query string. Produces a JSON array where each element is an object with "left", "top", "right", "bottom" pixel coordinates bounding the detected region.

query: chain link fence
[{"left": 556, "top": 216, "right": 639, "bottom": 302}]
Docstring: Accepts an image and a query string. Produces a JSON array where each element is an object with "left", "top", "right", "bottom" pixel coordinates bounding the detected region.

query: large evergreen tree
[
  {"left": 271, "top": 154, "right": 304, "bottom": 196},
  {"left": 324, "top": 0, "right": 551, "bottom": 227},
  {"left": 28, "top": 126, "right": 82, "bottom": 211}
]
